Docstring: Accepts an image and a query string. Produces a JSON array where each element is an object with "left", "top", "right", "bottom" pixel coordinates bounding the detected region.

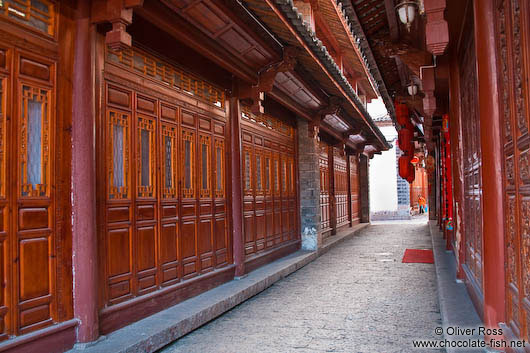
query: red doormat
[{"left": 402, "top": 249, "right": 434, "bottom": 263}]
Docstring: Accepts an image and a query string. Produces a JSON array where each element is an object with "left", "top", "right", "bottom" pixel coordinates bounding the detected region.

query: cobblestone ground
[{"left": 160, "top": 220, "right": 443, "bottom": 353}]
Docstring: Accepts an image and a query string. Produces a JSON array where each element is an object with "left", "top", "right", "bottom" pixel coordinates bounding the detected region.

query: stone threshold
[
  {"left": 429, "top": 220, "right": 486, "bottom": 353},
  {"left": 69, "top": 223, "right": 369, "bottom": 353}
]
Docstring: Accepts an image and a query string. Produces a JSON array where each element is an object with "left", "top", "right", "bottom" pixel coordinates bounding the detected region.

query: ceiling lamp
[
  {"left": 407, "top": 83, "right": 418, "bottom": 96},
  {"left": 396, "top": 1, "right": 418, "bottom": 32}
]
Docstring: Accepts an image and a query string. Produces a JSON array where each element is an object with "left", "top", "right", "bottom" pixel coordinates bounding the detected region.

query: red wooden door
[
  {"left": 495, "top": 0, "right": 530, "bottom": 340},
  {"left": 0, "top": 6, "right": 75, "bottom": 335},
  {"left": 319, "top": 142, "right": 331, "bottom": 234},
  {"left": 100, "top": 46, "right": 231, "bottom": 311},
  {"left": 241, "top": 108, "right": 298, "bottom": 258},
  {"left": 350, "top": 155, "right": 360, "bottom": 224},
  {"left": 334, "top": 149, "right": 348, "bottom": 228},
  {"left": 459, "top": 17, "right": 484, "bottom": 299}
]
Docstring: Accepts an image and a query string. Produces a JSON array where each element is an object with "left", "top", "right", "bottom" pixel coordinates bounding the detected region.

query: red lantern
[
  {"left": 407, "top": 163, "right": 415, "bottom": 183},
  {"left": 399, "top": 155, "right": 411, "bottom": 179},
  {"left": 395, "top": 102, "right": 409, "bottom": 126},
  {"left": 398, "top": 128, "right": 413, "bottom": 153}
]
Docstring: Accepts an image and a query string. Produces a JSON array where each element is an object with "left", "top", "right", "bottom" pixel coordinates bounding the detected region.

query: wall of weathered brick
[{"left": 297, "top": 119, "right": 321, "bottom": 250}]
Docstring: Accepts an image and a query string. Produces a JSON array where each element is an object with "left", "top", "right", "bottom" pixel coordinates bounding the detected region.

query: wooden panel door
[
  {"left": 240, "top": 109, "right": 298, "bottom": 258},
  {"left": 350, "top": 155, "right": 360, "bottom": 224},
  {"left": 459, "top": 17, "right": 484, "bottom": 297},
  {"left": 495, "top": 0, "right": 530, "bottom": 340},
  {"left": 334, "top": 149, "right": 348, "bottom": 228},
  {"left": 0, "top": 38, "right": 66, "bottom": 337},
  {"left": 100, "top": 76, "right": 230, "bottom": 308},
  {"left": 319, "top": 142, "right": 331, "bottom": 234}
]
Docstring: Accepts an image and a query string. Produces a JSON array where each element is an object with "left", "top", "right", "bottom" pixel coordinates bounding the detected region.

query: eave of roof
[{"left": 264, "top": 0, "right": 391, "bottom": 149}]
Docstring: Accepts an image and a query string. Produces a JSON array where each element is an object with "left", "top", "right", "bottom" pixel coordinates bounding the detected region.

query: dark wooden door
[
  {"left": 100, "top": 46, "right": 231, "bottom": 309},
  {"left": 459, "top": 15, "right": 484, "bottom": 299},
  {"left": 241, "top": 108, "right": 298, "bottom": 258},
  {"left": 334, "top": 149, "right": 348, "bottom": 228},
  {"left": 350, "top": 155, "right": 360, "bottom": 224},
  {"left": 495, "top": 0, "right": 530, "bottom": 340},
  {"left": 319, "top": 141, "right": 331, "bottom": 234}
]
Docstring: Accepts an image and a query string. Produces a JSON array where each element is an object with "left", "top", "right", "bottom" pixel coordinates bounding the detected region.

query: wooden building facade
[{"left": 0, "top": 0, "right": 391, "bottom": 351}]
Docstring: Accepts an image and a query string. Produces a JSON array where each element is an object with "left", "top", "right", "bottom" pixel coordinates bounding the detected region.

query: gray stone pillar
[
  {"left": 359, "top": 154, "right": 370, "bottom": 223},
  {"left": 297, "top": 119, "right": 321, "bottom": 250}
]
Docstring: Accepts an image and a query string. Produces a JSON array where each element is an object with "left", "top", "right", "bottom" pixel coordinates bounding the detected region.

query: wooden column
[
  {"left": 72, "top": 0, "right": 99, "bottom": 342},
  {"left": 449, "top": 54, "right": 466, "bottom": 279},
  {"left": 328, "top": 145, "right": 337, "bottom": 235},
  {"left": 473, "top": 0, "right": 506, "bottom": 329},
  {"left": 359, "top": 154, "right": 370, "bottom": 223},
  {"left": 230, "top": 96, "right": 245, "bottom": 277}
]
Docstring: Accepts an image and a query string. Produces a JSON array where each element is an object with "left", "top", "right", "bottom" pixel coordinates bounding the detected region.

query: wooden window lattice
[
  {"left": 108, "top": 109, "right": 130, "bottom": 199},
  {"left": 241, "top": 108, "right": 294, "bottom": 139},
  {"left": 0, "top": 0, "right": 55, "bottom": 36},
  {"left": 137, "top": 116, "right": 155, "bottom": 198},
  {"left": 20, "top": 84, "right": 49, "bottom": 197},
  {"left": 162, "top": 124, "right": 177, "bottom": 199},
  {"left": 108, "top": 47, "right": 225, "bottom": 109}
]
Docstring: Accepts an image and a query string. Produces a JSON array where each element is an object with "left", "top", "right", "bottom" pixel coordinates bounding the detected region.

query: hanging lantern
[
  {"left": 396, "top": 1, "right": 418, "bottom": 32},
  {"left": 395, "top": 102, "right": 409, "bottom": 126},
  {"left": 398, "top": 128, "right": 413, "bottom": 153},
  {"left": 406, "top": 162, "right": 415, "bottom": 183},
  {"left": 399, "top": 155, "right": 411, "bottom": 179},
  {"left": 407, "top": 83, "right": 418, "bottom": 96}
]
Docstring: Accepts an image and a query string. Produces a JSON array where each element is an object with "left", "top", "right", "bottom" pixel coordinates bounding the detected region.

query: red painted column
[
  {"left": 328, "top": 145, "right": 336, "bottom": 235},
  {"left": 230, "top": 96, "right": 245, "bottom": 277},
  {"left": 473, "top": 0, "right": 506, "bottom": 329},
  {"left": 72, "top": 0, "right": 99, "bottom": 343}
]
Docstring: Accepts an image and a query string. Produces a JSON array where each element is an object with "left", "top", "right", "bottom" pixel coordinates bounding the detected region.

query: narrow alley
[{"left": 160, "top": 220, "right": 443, "bottom": 353}]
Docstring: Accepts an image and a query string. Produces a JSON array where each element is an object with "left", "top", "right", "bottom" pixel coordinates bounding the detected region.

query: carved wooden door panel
[
  {"left": 0, "top": 37, "right": 64, "bottom": 337},
  {"left": 334, "top": 149, "right": 348, "bottom": 228},
  {"left": 459, "top": 20, "right": 484, "bottom": 296},
  {"left": 350, "top": 155, "right": 360, "bottom": 224},
  {"left": 319, "top": 141, "right": 330, "bottom": 233},
  {"left": 495, "top": 0, "right": 530, "bottom": 339},
  {"left": 101, "top": 77, "right": 230, "bottom": 310},
  {"left": 240, "top": 109, "right": 298, "bottom": 258}
]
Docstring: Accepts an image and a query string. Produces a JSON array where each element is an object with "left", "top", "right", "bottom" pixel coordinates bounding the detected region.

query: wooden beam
[{"left": 384, "top": 0, "right": 399, "bottom": 41}]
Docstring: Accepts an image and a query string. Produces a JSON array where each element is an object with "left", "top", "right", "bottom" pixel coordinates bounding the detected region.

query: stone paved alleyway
[{"left": 160, "top": 220, "right": 444, "bottom": 353}]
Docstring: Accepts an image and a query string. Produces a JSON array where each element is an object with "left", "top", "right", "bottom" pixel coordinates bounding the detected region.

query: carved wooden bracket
[
  {"left": 240, "top": 47, "right": 298, "bottom": 114},
  {"left": 424, "top": 0, "right": 449, "bottom": 55},
  {"left": 308, "top": 96, "right": 342, "bottom": 139},
  {"left": 308, "top": 115, "right": 321, "bottom": 139},
  {"left": 92, "top": 0, "right": 144, "bottom": 50}
]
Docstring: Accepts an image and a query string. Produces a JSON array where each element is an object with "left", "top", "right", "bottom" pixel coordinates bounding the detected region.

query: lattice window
[
  {"left": 199, "top": 135, "right": 211, "bottom": 198},
  {"left": 265, "top": 154, "right": 271, "bottom": 193},
  {"left": 214, "top": 139, "right": 224, "bottom": 198},
  {"left": 182, "top": 129, "right": 195, "bottom": 199},
  {"left": 282, "top": 157, "right": 287, "bottom": 192},
  {"left": 107, "top": 47, "right": 225, "bottom": 108},
  {"left": 137, "top": 116, "right": 155, "bottom": 198},
  {"left": 289, "top": 157, "right": 295, "bottom": 195},
  {"left": 244, "top": 147, "right": 252, "bottom": 193},
  {"left": 241, "top": 108, "right": 294, "bottom": 139},
  {"left": 255, "top": 151, "right": 264, "bottom": 195},
  {"left": 20, "top": 84, "right": 49, "bottom": 197},
  {"left": 162, "top": 124, "right": 177, "bottom": 199},
  {"left": 108, "top": 109, "right": 130, "bottom": 199},
  {"left": 0, "top": 0, "right": 55, "bottom": 36},
  {"left": 273, "top": 155, "right": 280, "bottom": 195}
]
